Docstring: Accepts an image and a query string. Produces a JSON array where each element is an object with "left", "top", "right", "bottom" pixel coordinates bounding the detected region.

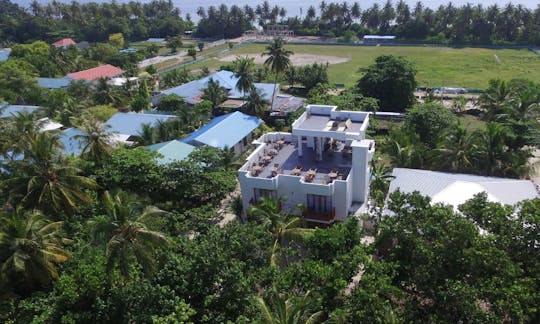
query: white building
[{"left": 238, "top": 105, "right": 375, "bottom": 225}]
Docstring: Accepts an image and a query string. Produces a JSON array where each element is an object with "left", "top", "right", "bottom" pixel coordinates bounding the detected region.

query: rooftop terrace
[
  {"left": 295, "top": 114, "right": 364, "bottom": 133},
  {"left": 241, "top": 139, "right": 352, "bottom": 185}
]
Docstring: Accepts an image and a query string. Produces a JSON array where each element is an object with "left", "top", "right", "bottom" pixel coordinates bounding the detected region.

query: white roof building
[
  {"left": 388, "top": 168, "right": 538, "bottom": 209},
  {"left": 238, "top": 105, "right": 375, "bottom": 224}
]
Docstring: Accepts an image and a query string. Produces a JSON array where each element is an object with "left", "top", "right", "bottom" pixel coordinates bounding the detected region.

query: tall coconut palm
[
  {"left": 246, "top": 87, "right": 269, "bottom": 118},
  {"left": 249, "top": 197, "right": 312, "bottom": 267},
  {"left": 432, "top": 122, "right": 477, "bottom": 173},
  {"left": 0, "top": 209, "right": 70, "bottom": 296},
  {"left": 262, "top": 37, "right": 294, "bottom": 111},
  {"left": 369, "top": 159, "right": 395, "bottom": 208},
  {"left": 3, "top": 132, "right": 99, "bottom": 216},
  {"left": 94, "top": 77, "right": 122, "bottom": 106},
  {"left": 234, "top": 56, "right": 256, "bottom": 105},
  {"left": 473, "top": 122, "right": 510, "bottom": 176},
  {"left": 479, "top": 79, "right": 512, "bottom": 121},
  {"left": 137, "top": 123, "right": 157, "bottom": 145},
  {"left": 74, "top": 118, "right": 115, "bottom": 163},
  {"left": 202, "top": 78, "right": 228, "bottom": 116},
  {"left": 90, "top": 191, "right": 170, "bottom": 279},
  {"left": 256, "top": 290, "right": 325, "bottom": 324}
]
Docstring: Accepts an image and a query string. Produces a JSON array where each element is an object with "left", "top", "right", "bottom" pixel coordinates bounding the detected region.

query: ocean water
[{"left": 14, "top": 0, "right": 540, "bottom": 22}]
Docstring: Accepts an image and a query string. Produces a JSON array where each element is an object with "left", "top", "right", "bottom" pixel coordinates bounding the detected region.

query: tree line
[
  {"left": 195, "top": 1, "right": 540, "bottom": 45},
  {"left": 0, "top": 0, "right": 192, "bottom": 44}
]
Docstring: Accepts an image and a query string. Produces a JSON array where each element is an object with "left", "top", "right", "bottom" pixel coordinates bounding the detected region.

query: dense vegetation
[
  {"left": 194, "top": 1, "right": 540, "bottom": 45},
  {"left": 0, "top": 0, "right": 192, "bottom": 43},
  {"left": 0, "top": 13, "right": 539, "bottom": 320}
]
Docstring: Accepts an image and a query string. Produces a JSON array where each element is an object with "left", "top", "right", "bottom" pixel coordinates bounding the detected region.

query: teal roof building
[{"left": 146, "top": 140, "right": 196, "bottom": 165}]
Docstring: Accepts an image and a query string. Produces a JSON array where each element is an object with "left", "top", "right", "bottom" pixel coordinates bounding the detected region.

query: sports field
[{"left": 188, "top": 44, "right": 540, "bottom": 89}]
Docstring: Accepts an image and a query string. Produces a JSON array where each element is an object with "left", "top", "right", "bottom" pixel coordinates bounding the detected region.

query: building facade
[{"left": 238, "top": 105, "right": 375, "bottom": 224}]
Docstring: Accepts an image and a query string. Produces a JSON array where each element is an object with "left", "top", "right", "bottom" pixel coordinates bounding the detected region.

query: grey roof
[
  {"left": 388, "top": 168, "right": 538, "bottom": 207},
  {"left": 0, "top": 104, "right": 40, "bottom": 118},
  {"left": 58, "top": 128, "right": 85, "bottom": 156},
  {"left": 105, "top": 112, "right": 177, "bottom": 137},
  {"left": 157, "top": 71, "right": 277, "bottom": 106}
]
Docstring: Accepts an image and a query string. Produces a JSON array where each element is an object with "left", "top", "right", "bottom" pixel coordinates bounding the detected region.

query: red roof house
[
  {"left": 67, "top": 64, "right": 125, "bottom": 81},
  {"left": 52, "top": 38, "right": 76, "bottom": 48}
]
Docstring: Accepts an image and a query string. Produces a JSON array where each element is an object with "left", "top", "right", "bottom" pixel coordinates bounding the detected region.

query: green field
[{"left": 187, "top": 44, "right": 540, "bottom": 89}]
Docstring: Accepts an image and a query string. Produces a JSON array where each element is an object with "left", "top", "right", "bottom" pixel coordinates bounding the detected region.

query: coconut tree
[
  {"left": 479, "top": 79, "right": 512, "bottom": 121},
  {"left": 94, "top": 77, "right": 122, "bottom": 106},
  {"left": 0, "top": 209, "right": 70, "bottom": 296},
  {"left": 369, "top": 158, "right": 395, "bottom": 208},
  {"left": 248, "top": 197, "right": 312, "bottom": 267},
  {"left": 262, "top": 37, "right": 294, "bottom": 110},
  {"left": 89, "top": 191, "right": 170, "bottom": 279},
  {"left": 202, "top": 78, "right": 228, "bottom": 116},
  {"left": 245, "top": 87, "right": 269, "bottom": 118},
  {"left": 234, "top": 56, "right": 255, "bottom": 105},
  {"left": 75, "top": 118, "right": 115, "bottom": 163},
  {"left": 473, "top": 122, "right": 510, "bottom": 176},
  {"left": 2, "top": 132, "right": 99, "bottom": 216},
  {"left": 256, "top": 289, "right": 324, "bottom": 324},
  {"left": 432, "top": 121, "right": 477, "bottom": 173}
]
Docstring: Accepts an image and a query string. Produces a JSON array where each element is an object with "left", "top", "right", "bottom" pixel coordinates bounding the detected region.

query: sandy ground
[
  {"left": 530, "top": 149, "right": 540, "bottom": 185},
  {"left": 218, "top": 53, "right": 350, "bottom": 66}
]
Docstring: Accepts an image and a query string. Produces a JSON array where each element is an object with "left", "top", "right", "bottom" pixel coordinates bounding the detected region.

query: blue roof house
[
  {"left": 181, "top": 111, "right": 261, "bottom": 156},
  {"left": 0, "top": 104, "right": 41, "bottom": 118},
  {"left": 38, "top": 77, "right": 71, "bottom": 89},
  {"left": 146, "top": 140, "right": 196, "bottom": 165},
  {"left": 105, "top": 112, "right": 177, "bottom": 142},
  {"left": 153, "top": 70, "right": 278, "bottom": 108},
  {"left": 0, "top": 49, "right": 11, "bottom": 62},
  {"left": 58, "top": 128, "right": 86, "bottom": 156}
]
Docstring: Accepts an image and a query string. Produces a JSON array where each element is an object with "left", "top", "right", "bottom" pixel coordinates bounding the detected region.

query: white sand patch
[{"left": 218, "top": 53, "right": 350, "bottom": 66}]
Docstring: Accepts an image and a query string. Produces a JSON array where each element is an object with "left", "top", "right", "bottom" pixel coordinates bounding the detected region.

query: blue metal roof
[
  {"left": 146, "top": 140, "right": 196, "bottom": 164},
  {"left": 1, "top": 104, "right": 40, "bottom": 118},
  {"left": 58, "top": 128, "right": 85, "bottom": 156},
  {"left": 105, "top": 113, "right": 177, "bottom": 136},
  {"left": 38, "top": 77, "right": 71, "bottom": 89},
  {"left": 0, "top": 49, "right": 10, "bottom": 62},
  {"left": 363, "top": 35, "right": 396, "bottom": 39},
  {"left": 161, "top": 71, "right": 277, "bottom": 105},
  {"left": 181, "top": 111, "right": 261, "bottom": 149},
  {"left": 119, "top": 48, "right": 138, "bottom": 54}
]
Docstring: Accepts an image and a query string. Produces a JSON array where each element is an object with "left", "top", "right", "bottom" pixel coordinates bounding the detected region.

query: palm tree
[
  {"left": 94, "top": 77, "right": 122, "bottom": 106},
  {"left": 0, "top": 209, "right": 70, "bottom": 296},
  {"left": 473, "top": 122, "right": 509, "bottom": 176},
  {"left": 137, "top": 123, "right": 157, "bottom": 145},
  {"left": 256, "top": 289, "right": 324, "bottom": 324},
  {"left": 74, "top": 118, "right": 115, "bottom": 163},
  {"left": 3, "top": 132, "right": 99, "bottom": 216},
  {"left": 432, "top": 122, "right": 477, "bottom": 173},
  {"left": 248, "top": 197, "right": 312, "bottom": 267},
  {"left": 90, "top": 191, "right": 170, "bottom": 279},
  {"left": 202, "top": 78, "right": 228, "bottom": 116},
  {"left": 234, "top": 56, "right": 255, "bottom": 105},
  {"left": 246, "top": 87, "right": 269, "bottom": 118},
  {"left": 479, "top": 79, "right": 512, "bottom": 121},
  {"left": 262, "top": 37, "right": 294, "bottom": 111},
  {"left": 369, "top": 159, "right": 395, "bottom": 208}
]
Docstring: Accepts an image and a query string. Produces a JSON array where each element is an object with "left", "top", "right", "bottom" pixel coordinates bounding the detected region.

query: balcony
[{"left": 303, "top": 208, "right": 336, "bottom": 224}]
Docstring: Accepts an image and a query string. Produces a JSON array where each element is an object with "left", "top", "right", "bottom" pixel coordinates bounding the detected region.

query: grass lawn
[{"left": 187, "top": 44, "right": 540, "bottom": 89}]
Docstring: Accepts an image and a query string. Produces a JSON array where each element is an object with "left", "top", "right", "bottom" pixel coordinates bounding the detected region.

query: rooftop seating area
[{"left": 244, "top": 138, "right": 352, "bottom": 184}]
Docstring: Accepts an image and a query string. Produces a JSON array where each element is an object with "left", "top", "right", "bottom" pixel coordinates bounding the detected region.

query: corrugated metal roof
[
  {"left": 38, "top": 77, "right": 71, "bottom": 89},
  {"left": 147, "top": 38, "right": 166, "bottom": 42},
  {"left": 0, "top": 49, "right": 10, "bottom": 62},
  {"left": 181, "top": 111, "right": 261, "bottom": 149},
  {"left": 0, "top": 104, "right": 40, "bottom": 118},
  {"left": 363, "top": 35, "right": 396, "bottom": 39},
  {"left": 105, "top": 112, "right": 177, "bottom": 137},
  {"left": 52, "top": 38, "right": 76, "bottom": 47},
  {"left": 160, "top": 71, "right": 277, "bottom": 105},
  {"left": 58, "top": 128, "right": 85, "bottom": 156},
  {"left": 67, "top": 64, "right": 124, "bottom": 81},
  {"left": 146, "top": 140, "right": 195, "bottom": 164},
  {"left": 388, "top": 168, "right": 538, "bottom": 208}
]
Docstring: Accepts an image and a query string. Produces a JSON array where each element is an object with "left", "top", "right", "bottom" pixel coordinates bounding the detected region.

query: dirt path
[{"left": 216, "top": 181, "right": 240, "bottom": 227}]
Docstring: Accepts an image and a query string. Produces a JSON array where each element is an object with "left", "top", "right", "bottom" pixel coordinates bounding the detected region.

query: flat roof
[
  {"left": 363, "top": 35, "right": 396, "bottom": 39},
  {"left": 295, "top": 114, "right": 364, "bottom": 133}
]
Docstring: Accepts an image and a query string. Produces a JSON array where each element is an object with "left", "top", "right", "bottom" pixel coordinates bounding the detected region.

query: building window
[
  {"left": 306, "top": 194, "right": 333, "bottom": 213},
  {"left": 253, "top": 188, "right": 277, "bottom": 202}
]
